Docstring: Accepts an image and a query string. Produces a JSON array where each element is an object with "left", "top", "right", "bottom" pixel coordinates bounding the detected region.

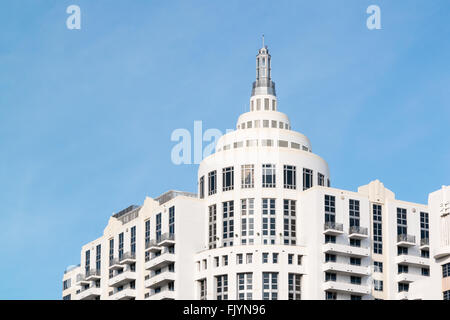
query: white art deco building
[{"left": 62, "top": 44, "right": 450, "bottom": 300}]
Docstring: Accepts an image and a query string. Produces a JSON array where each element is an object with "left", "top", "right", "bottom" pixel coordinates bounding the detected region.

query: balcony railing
[
  {"left": 120, "top": 252, "right": 136, "bottom": 262},
  {"left": 420, "top": 238, "right": 429, "bottom": 246},
  {"left": 397, "top": 234, "right": 416, "bottom": 244},
  {"left": 349, "top": 226, "right": 368, "bottom": 236},
  {"left": 324, "top": 222, "right": 343, "bottom": 232},
  {"left": 86, "top": 269, "right": 101, "bottom": 278},
  {"left": 158, "top": 233, "right": 175, "bottom": 244},
  {"left": 145, "top": 239, "right": 159, "bottom": 249},
  {"left": 109, "top": 258, "right": 120, "bottom": 267}
]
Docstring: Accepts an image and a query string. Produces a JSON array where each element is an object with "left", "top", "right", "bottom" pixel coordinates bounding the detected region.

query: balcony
[
  {"left": 419, "top": 238, "right": 429, "bottom": 250},
  {"left": 322, "top": 281, "right": 370, "bottom": 295},
  {"left": 145, "top": 239, "right": 162, "bottom": 253},
  {"left": 322, "top": 243, "right": 370, "bottom": 258},
  {"left": 120, "top": 252, "right": 136, "bottom": 265},
  {"left": 323, "top": 222, "right": 344, "bottom": 236},
  {"left": 395, "top": 254, "right": 429, "bottom": 267},
  {"left": 109, "top": 258, "right": 123, "bottom": 270},
  {"left": 112, "top": 287, "right": 136, "bottom": 300},
  {"left": 78, "top": 286, "right": 101, "bottom": 300},
  {"left": 144, "top": 271, "right": 176, "bottom": 289},
  {"left": 348, "top": 226, "right": 368, "bottom": 239},
  {"left": 76, "top": 274, "right": 90, "bottom": 286},
  {"left": 85, "top": 269, "right": 101, "bottom": 281},
  {"left": 145, "top": 249, "right": 176, "bottom": 271},
  {"left": 147, "top": 287, "right": 176, "bottom": 300},
  {"left": 322, "top": 262, "right": 370, "bottom": 276},
  {"left": 396, "top": 273, "right": 416, "bottom": 283},
  {"left": 397, "top": 234, "right": 416, "bottom": 247},
  {"left": 158, "top": 233, "right": 175, "bottom": 247},
  {"left": 108, "top": 267, "right": 136, "bottom": 287}
]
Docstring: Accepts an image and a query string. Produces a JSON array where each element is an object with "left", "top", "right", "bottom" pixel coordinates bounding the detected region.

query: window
[
  {"left": 237, "top": 273, "right": 253, "bottom": 300},
  {"left": 288, "top": 274, "right": 301, "bottom": 300},
  {"left": 208, "top": 170, "right": 217, "bottom": 195},
  {"left": 222, "top": 201, "right": 234, "bottom": 247},
  {"left": 222, "top": 167, "right": 234, "bottom": 191},
  {"left": 63, "top": 294, "right": 71, "bottom": 300},
  {"left": 325, "top": 272, "right": 336, "bottom": 282},
  {"left": 216, "top": 275, "right": 228, "bottom": 300},
  {"left": 420, "top": 212, "right": 429, "bottom": 242},
  {"left": 373, "top": 204, "right": 383, "bottom": 254},
  {"left": 241, "top": 165, "right": 254, "bottom": 188},
  {"left": 63, "top": 279, "right": 71, "bottom": 290},
  {"left": 169, "top": 206, "right": 175, "bottom": 235},
  {"left": 222, "top": 255, "right": 228, "bottom": 266},
  {"left": 374, "top": 261, "right": 383, "bottom": 273},
  {"left": 145, "top": 220, "right": 150, "bottom": 248},
  {"left": 350, "top": 276, "right": 361, "bottom": 285},
  {"left": 350, "top": 257, "right": 361, "bottom": 266},
  {"left": 257, "top": 99, "right": 261, "bottom": 110},
  {"left": 262, "top": 272, "right": 278, "bottom": 300},
  {"left": 85, "top": 250, "right": 90, "bottom": 273},
  {"left": 349, "top": 199, "right": 360, "bottom": 227},
  {"left": 398, "top": 264, "right": 409, "bottom": 274},
  {"left": 443, "top": 263, "right": 450, "bottom": 278},
  {"left": 199, "top": 176, "right": 205, "bottom": 199},
  {"left": 398, "top": 283, "right": 409, "bottom": 292},
  {"left": 325, "top": 235, "right": 336, "bottom": 243},
  {"left": 397, "top": 208, "right": 407, "bottom": 235},
  {"left": 109, "top": 238, "right": 114, "bottom": 264},
  {"left": 324, "top": 195, "right": 336, "bottom": 224},
  {"left": 421, "top": 250, "right": 430, "bottom": 258},
  {"left": 288, "top": 254, "right": 294, "bottom": 264},
  {"left": 272, "top": 253, "right": 278, "bottom": 264},
  {"left": 297, "top": 255, "right": 302, "bottom": 265},
  {"left": 156, "top": 213, "right": 161, "bottom": 241},
  {"left": 421, "top": 268, "right": 430, "bottom": 276},
  {"left": 283, "top": 199, "right": 296, "bottom": 245},
  {"left": 236, "top": 254, "right": 243, "bottom": 264},
  {"left": 325, "top": 254, "right": 336, "bottom": 262},
  {"left": 350, "top": 239, "right": 361, "bottom": 247},
  {"left": 262, "top": 164, "right": 276, "bottom": 188},
  {"left": 283, "top": 165, "right": 296, "bottom": 189},
  {"left": 199, "top": 279, "right": 207, "bottom": 300},
  {"left": 262, "top": 198, "right": 276, "bottom": 244},
  {"left": 208, "top": 205, "right": 217, "bottom": 249},
  {"left": 96, "top": 244, "right": 101, "bottom": 272},
  {"left": 444, "top": 290, "right": 450, "bottom": 300},
  {"left": 130, "top": 226, "right": 136, "bottom": 254},
  {"left": 214, "top": 257, "right": 219, "bottom": 267},
  {"left": 325, "top": 291, "right": 336, "bottom": 300},
  {"left": 398, "top": 246, "right": 408, "bottom": 256},
  {"left": 374, "top": 280, "right": 383, "bottom": 291},
  {"left": 303, "top": 168, "right": 313, "bottom": 190},
  {"left": 246, "top": 253, "right": 253, "bottom": 264},
  {"left": 262, "top": 253, "right": 269, "bottom": 264},
  {"left": 351, "top": 295, "right": 362, "bottom": 300},
  {"left": 241, "top": 199, "right": 254, "bottom": 245},
  {"left": 318, "top": 173, "right": 325, "bottom": 186},
  {"left": 264, "top": 98, "right": 269, "bottom": 110}
]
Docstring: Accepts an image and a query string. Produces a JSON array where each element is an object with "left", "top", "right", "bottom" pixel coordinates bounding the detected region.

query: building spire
[
  {"left": 251, "top": 38, "right": 276, "bottom": 97},
  {"left": 262, "top": 34, "right": 265, "bottom": 48}
]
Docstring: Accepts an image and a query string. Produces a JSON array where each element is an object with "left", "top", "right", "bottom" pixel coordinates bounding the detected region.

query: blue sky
[{"left": 0, "top": 0, "right": 449, "bottom": 299}]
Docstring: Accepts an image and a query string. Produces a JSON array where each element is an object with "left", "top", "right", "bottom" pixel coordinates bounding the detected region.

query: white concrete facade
[{"left": 62, "top": 45, "right": 448, "bottom": 300}]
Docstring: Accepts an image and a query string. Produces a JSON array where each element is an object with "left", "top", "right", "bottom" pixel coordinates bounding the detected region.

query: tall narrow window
[
  {"left": 262, "top": 272, "right": 278, "bottom": 300},
  {"left": 95, "top": 244, "right": 101, "bottom": 273},
  {"left": 199, "top": 176, "right": 205, "bottom": 199},
  {"left": 145, "top": 220, "right": 150, "bottom": 247},
  {"left": 373, "top": 204, "right": 382, "bottom": 254},
  {"left": 237, "top": 273, "right": 253, "bottom": 300},
  {"left": 223, "top": 201, "right": 234, "bottom": 247},
  {"left": 262, "top": 198, "right": 276, "bottom": 244},
  {"left": 208, "top": 204, "right": 217, "bottom": 249},
  {"left": 222, "top": 167, "right": 234, "bottom": 191},
  {"left": 262, "top": 164, "right": 276, "bottom": 188},
  {"left": 397, "top": 208, "right": 407, "bottom": 235},
  {"left": 288, "top": 274, "right": 301, "bottom": 300},
  {"left": 324, "top": 195, "right": 336, "bottom": 224},
  {"left": 318, "top": 173, "right": 325, "bottom": 186},
  {"left": 283, "top": 165, "right": 296, "bottom": 189},
  {"left": 283, "top": 199, "right": 296, "bottom": 245},
  {"left": 169, "top": 206, "right": 175, "bottom": 235},
  {"left": 241, "top": 165, "right": 254, "bottom": 188},
  {"left": 156, "top": 213, "right": 162, "bottom": 241},
  {"left": 216, "top": 275, "right": 228, "bottom": 300},
  {"left": 208, "top": 170, "right": 217, "bottom": 195},
  {"left": 85, "top": 250, "right": 90, "bottom": 273},
  {"left": 420, "top": 212, "right": 429, "bottom": 243},
  {"left": 303, "top": 168, "right": 313, "bottom": 190},
  {"left": 118, "top": 233, "right": 124, "bottom": 260},
  {"left": 241, "top": 198, "right": 254, "bottom": 245},
  {"left": 130, "top": 226, "right": 136, "bottom": 254},
  {"left": 349, "top": 199, "right": 360, "bottom": 227},
  {"left": 199, "top": 279, "right": 207, "bottom": 300},
  {"left": 109, "top": 238, "right": 114, "bottom": 263}
]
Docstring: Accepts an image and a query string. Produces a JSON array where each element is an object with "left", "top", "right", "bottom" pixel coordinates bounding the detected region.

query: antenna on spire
[{"left": 262, "top": 34, "right": 265, "bottom": 48}]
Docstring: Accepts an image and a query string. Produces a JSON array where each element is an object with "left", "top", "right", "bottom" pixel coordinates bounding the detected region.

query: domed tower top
[{"left": 252, "top": 35, "right": 276, "bottom": 98}]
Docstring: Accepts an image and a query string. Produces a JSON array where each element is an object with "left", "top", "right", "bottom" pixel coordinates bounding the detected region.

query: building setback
[{"left": 62, "top": 44, "right": 450, "bottom": 300}]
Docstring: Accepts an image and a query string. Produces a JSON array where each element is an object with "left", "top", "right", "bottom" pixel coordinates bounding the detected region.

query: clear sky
[{"left": 0, "top": 0, "right": 449, "bottom": 299}]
